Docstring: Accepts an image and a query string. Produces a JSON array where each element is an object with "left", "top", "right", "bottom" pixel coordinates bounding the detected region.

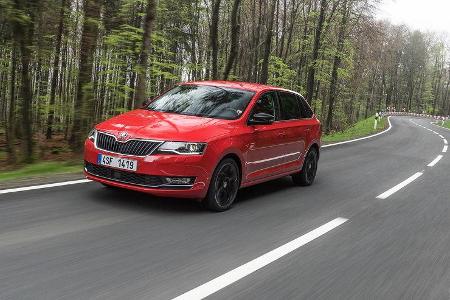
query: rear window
[
  {"left": 278, "top": 92, "right": 301, "bottom": 120},
  {"left": 298, "top": 95, "right": 314, "bottom": 118}
]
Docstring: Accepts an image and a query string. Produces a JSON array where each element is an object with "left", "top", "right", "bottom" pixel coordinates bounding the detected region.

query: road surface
[{"left": 0, "top": 117, "right": 449, "bottom": 300}]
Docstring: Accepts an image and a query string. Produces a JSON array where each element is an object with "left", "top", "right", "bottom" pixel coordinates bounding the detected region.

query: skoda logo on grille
[{"left": 117, "top": 131, "right": 128, "bottom": 142}]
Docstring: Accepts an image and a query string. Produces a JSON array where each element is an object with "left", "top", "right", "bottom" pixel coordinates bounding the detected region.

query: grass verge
[
  {"left": 436, "top": 120, "right": 450, "bottom": 129},
  {"left": 322, "top": 116, "right": 387, "bottom": 144},
  {"left": 0, "top": 161, "right": 82, "bottom": 182}
]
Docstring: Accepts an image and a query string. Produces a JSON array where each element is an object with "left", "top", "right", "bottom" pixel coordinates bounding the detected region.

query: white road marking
[
  {"left": 171, "top": 218, "right": 348, "bottom": 300},
  {"left": 0, "top": 179, "right": 91, "bottom": 195},
  {"left": 322, "top": 116, "right": 392, "bottom": 148},
  {"left": 444, "top": 139, "right": 448, "bottom": 145},
  {"left": 439, "top": 135, "right": 445, "bottom": 139},
  {"left": 376, "top": 172, "right": 423, "bottom": 199},
  {"left": 443, "top": 145, "right": 448, "bottom": 153},
  {"left": 427, "top": 155, "right": 443, "bottom": 167}
]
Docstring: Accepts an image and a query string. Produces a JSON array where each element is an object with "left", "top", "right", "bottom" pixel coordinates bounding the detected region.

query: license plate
[{"left": 97, "top": 154, "right": 137, "bottom": 171}]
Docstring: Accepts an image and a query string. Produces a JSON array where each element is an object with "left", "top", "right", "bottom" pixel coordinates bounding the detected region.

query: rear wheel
[
  {"left": 292, "top": 148, "right": 318, "bottom": 186},
  {"left": 203, "top": 158, "right": 240, "bottom": 212}
]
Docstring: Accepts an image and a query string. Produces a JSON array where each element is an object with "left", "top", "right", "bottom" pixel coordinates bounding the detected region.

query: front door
[{"left": 246, "top": 91, "right": 290, "bottom": 181}]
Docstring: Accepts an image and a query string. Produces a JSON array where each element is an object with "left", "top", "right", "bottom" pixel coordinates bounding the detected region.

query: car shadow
[
  {"left": 88, "top": 176, "right": 297, "bottom": 213},
  {"left": 236, "top": 177, "right": 296, "bottom": 205},
  {"left": 88, "top": 185, "right": 204, "bottom": 214}
]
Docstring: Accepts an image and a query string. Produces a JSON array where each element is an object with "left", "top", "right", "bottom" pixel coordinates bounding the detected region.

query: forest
[{"left": 0, "top": 0, "right": 449, "bottom": 165}]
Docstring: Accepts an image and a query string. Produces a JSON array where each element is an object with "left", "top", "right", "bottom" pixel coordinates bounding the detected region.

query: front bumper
[{"left": 84, "top": 139, "right": 211, "bottom": 198}]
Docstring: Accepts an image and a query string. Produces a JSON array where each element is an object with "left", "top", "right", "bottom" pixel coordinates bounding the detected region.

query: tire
[
  {"left": 203, "top": 158, "right": 240, "bottom": 212},
  {"left": 292, "top": 148, "right": 318, "bottom": 186}
]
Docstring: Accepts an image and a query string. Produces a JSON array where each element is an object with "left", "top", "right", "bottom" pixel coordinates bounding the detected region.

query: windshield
[{"left": 146, "top": 85, "right": 255, "bottom": 120}]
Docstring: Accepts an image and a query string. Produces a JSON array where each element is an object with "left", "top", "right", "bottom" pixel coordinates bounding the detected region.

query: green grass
[
  {"left": 437, "top": 120, "right": 450, "bottom": 129},
  {"left": 322, "top": 116, "right": 387, "bottom": 144},
  {"left": 0, "top": 161, "right": 82, "bottom": 182}
]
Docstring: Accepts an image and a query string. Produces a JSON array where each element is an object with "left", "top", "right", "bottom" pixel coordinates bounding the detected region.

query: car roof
[{"left": 182, "top": 80, "right": 301, "bottom": 95}]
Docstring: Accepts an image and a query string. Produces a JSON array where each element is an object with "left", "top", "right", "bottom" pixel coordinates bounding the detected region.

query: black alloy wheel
[
  {"left": 292, "top": 148, "right": 318, "bottom": 186},
  {"left": 203, "top": 158, "right": 240, "bottom": 212}
]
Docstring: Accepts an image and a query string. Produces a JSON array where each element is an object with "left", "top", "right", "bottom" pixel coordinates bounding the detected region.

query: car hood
[{"left": 95, "top": 109, "right": 236, "bottom": 142}]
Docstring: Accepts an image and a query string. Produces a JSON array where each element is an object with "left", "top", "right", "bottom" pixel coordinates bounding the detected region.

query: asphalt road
[{"left": 0, "top": 117, "right": 449, "bottom": 300}]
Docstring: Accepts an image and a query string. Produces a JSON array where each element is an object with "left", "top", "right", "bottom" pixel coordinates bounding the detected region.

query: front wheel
[
  {"left": 292, "top": 148, "right": 318, "bottom": 186},
  {"left": 203, "top": 158, "right": 240, "bottom": 212}
]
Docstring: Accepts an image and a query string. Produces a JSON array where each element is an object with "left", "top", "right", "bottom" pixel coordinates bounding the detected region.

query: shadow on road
[{"left": 87, "top": 177, "right": 297, "bottom": 213}]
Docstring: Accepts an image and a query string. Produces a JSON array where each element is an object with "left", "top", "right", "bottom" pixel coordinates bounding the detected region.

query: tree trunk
[
  {"left": 223, "top": 0, "right": 241, "bottom": 79},
  {"left": 260, "top": 0, "right": 277, "bottom": 84},
  {"left": 325, "top": 0, "right": 348, "bottom": 133},
  {"left": 209, "top": 0, "right": 221, "bottom": 80},
  {"left": 46, "top": 0, "right": 66, "bottom": 139},
  {"left": 134, "top": 0, "right": 157, "bottom": 107},
  {"left": 5, "top": 44, "right": 17, "bottom": 164},
  {"left": 12, "top": 0, "right": 37, "bottom": 163},
  {"left": 306, "top": 0, "right": 327, "bottom": 103},
  {"left": 69, "top": 0, "right": 101, "bottom": 151}
]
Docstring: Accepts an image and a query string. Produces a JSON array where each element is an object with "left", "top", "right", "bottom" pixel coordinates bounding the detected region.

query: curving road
[{"left": 0, "top": 117, "right": 449, "bottom": 300}]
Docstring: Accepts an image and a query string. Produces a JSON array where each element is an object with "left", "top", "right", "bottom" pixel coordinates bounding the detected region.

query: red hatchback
[{"left": 84, "top": 81, "right": 321, "bottom": 211}]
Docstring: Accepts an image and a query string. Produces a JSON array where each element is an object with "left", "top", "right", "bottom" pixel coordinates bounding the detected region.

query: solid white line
[
  {"left": 427, "top": 155, "right": 443, "bottom": 167},
  {"left": 322, "top": 116, "right": 392, "bottom": 148},
  {"left": 443, "top": 145, "right": 448, "bottom": 153},
  {"left": 0, "top": 179, "right": 91, "bottom": 195},
  {"left": 171, "top": 218, "right": 348, "bottom": 300},
  {"left": 376, "top": 172, "right": 423, "bottom": 199}
]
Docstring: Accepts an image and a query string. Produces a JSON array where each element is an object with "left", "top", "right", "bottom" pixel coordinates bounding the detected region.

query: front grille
[
  {"left": 85, "top": 162, "right": 165, "bottom": 187},
  {"left": 96, "top": 132, "right": 161, "bottom": 156}
]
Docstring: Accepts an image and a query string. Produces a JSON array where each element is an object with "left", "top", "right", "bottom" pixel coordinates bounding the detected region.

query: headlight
[
  {"left": 156, "top": 141, "right": 206, "bottom": 155},
  {"left": 88, "top": 129, "right": 97, "bottom": 142}
]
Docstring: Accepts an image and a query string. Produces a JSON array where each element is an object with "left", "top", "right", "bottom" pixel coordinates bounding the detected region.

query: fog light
[{"left": 164, "top": 177, "right": 195, "bottom": 185}]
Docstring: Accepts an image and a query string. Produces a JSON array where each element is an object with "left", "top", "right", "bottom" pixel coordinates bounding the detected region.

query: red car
[{"left": 84, "top": 81, "right": 321, "bottom": 211}]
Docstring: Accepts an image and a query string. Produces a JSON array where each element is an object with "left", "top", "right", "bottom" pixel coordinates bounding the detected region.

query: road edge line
[
  {"left": 0, "top": 179, "right": 91, "bottom": 195},
  {"left": 322, "top": 116, "right": 392, "bottom": 148}
]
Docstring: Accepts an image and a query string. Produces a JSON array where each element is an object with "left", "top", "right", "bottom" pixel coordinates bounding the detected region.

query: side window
[
  {"left": 278, "top": 92, "right": 301, "bottom": 120},
  {"left": 251, "top": 92, "right": 279, "bottom": 119},
  {"left": 298, "top": 95, "right": 314, "bottom": 118}
]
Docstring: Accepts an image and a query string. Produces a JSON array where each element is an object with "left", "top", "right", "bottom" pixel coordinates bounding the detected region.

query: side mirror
[{"left": 248, "top": 112, "right": 275, "bottom": 125}]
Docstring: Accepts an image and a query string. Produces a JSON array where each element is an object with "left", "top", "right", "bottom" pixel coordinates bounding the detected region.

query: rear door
[{"left": 276, "top": 91, "right": 308, "bottom": 171}]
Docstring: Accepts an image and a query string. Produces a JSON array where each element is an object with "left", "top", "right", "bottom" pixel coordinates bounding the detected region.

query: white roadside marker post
[{"left": 374, "top": 113, "right": 379, "bottom": 130}]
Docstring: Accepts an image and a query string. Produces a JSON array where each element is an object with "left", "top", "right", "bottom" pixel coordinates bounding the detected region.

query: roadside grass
[
  {"left": 322, "top": 116, "right": 387, "bottom": 144},
  {"left": 437, "top": 120, "right": 450, "bottom": 129},
  {"left": 0, "top": 161, "right": 82, "bottom": 182}
]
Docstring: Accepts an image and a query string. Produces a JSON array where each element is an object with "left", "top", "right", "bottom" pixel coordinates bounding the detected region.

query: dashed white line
[
  {"left": 0, "top": 179, "right": 91, "bottom": 195},
  {"left": 376, "top": 172, "right": 423, "bottom": 199},
  {"left": 427, "top": 155, "right": 443, "bottom": 167},
  {"left": 439, "top": 134, "right": 445, "bottom": 139},
  {"left": 444, "top": 139, "right": 448, "bottom": 145},
  {"left": 443, "top": 145, "right": 448, "bottom": 153},
  {"left": 171, "top": 218, "right": 348, "bottom": 300}
]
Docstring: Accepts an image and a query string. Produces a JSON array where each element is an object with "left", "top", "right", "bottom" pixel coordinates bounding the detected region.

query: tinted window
[
  {"left": 278, "top": 92, "right": 301, "bottom": 120},
  {"left": 146, "top": 85, "right": 255, "bottom": 120},
  {"left": 298, "top": 95, "right": 314, "bottom": 118},
  {"left": 251, "top": 92, "right": 279, "bottom": 119}
]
